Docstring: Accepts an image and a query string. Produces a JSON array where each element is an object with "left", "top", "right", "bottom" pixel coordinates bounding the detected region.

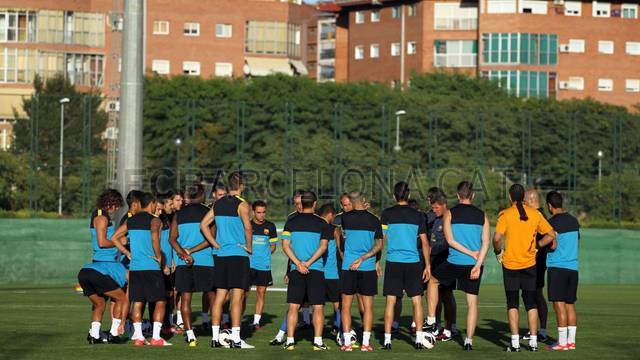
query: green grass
[{"left": 1, "top": 284, "right": 639, "bottom": 359}]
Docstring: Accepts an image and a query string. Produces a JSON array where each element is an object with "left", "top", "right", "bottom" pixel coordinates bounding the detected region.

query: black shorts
[
  {"left": 339, "top": 270, "right": 377, "bottom": 296},
  {"left": 77, "top": 268, "right": 121, "bottom": 297},
  {"left": 250, "top": 269, "right": 273, "bottom": 287},
  {"left": 163, "top": 273, "right": 174, "bottom": 292},
  {"left": 129, "top": 270, "right": 166, "bottom": 302},
  {"left": 213, "top": 256, "right": 250, "bottom": 290},
  {"left": 536, "top": 256, "right": 547, "bottom": 289},
  {"left": 503, "top": 265, "right": 537, "bottom": 292},
  {"left": 383, "top": 261, "right": 424, "bottom": 298},
  {"left": 547, "top": 267, "right": 578, "bottom": 304},
  {"left": 429, "top": 255, "right": 456, "bottom": 289},
  {"left": 287, "top": 270, "right": 325, "bottom": 305},
  {"left": 325, "top": 279, "right": 340, "bottom": 303},
  {"left": 432, "top": 261, "right": 483, "bottom": 295},
  {"left": 174, "top": 266, "right": 214, "bottom": 293}
]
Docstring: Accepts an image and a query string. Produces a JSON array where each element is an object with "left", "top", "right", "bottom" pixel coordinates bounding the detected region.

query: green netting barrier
[{"left": 1, "top": 219, "right": 638, "bottom": 286}]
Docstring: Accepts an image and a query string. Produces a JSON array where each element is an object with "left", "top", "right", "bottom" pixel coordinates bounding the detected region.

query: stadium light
[
  {"left": 394, "top": 110, "right": 406, "bottom": 152},
  {"left": 175, "top": 138, "right": 182, "bottom": 189},
  {"left": 58, "top": 98, "right": 70, "bottom": 216},
  {"left": 597, "top": 150, "right": 604, "bottom": 185}
]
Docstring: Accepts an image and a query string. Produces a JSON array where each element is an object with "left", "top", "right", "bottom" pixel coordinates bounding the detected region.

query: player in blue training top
[
  {"left": 78, "top": 189, "right": 128, "bottom": 344},
  {"left": 381, "top": 182, "right": 431, "bottom": 350},
  {"left": 543, "top": 191, "right": 580, "bottom": 351},
  {"left": 281, "top": 191, "right": 332, "bottom": 351},
  {"left": 338, "top": 191, "right": 383, "bottom": 352},
  {"left": 111, "top": 192, "right": 171, "bottom": 346},
  {"left": 248, "top": 200, "right": 279, "bottom": 330},
  {"left": 200, "top": 171, "right": 254, "bottom": 349}
]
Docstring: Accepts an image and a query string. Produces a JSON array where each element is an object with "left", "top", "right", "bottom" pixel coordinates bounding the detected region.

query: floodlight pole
[
  {"left": 58, "top": 98, "right": 70, "bottom": 216},
  {"left": 117, "top": 0, "right": 145, "bottom": 195},
  {"left": 394, "top": 110, "right": 406, "bottom": 152}
]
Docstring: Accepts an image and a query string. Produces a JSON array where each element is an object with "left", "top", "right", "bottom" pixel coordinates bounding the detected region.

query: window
[
  {"left": 519, "top": 0, "right": 547, "bottom": 14},
  {"left": 370, "top": 44, "right": 379, "bottom": 58},
  {"left": 0, "top": 10, "right": 38, "bottom": 43},
  {"left": 354, "top": 45, "right": 364, "bottom": 59},
  {"left": 408, "top": 4, "right": 417, "bottom": 16},
  {"left": 625, "top": 79, "right": 640, "bottom": 92},
  {"left": 482, "top": 33, "right": 558, "bottom": 65},
  {"left": 391, "top": 42, "right": 401, "bottom": 56},
  {"left": 622, "top": 4, "right": 638, "bottom": 19},
  {"left": 487, "top": 0, "right": 517, "bottom": 13},
  {"left": 151, "top": 59, "right": 170, "bottom": 75},
  {"left": 319, "top": 43, "right": 335, "bottom": 60},
  {"left": 245, "top": 21, "right": 301, "bottom": 57},
  {"left": 598, "top": 41, "right": 614, "bottom": 54},
  {"left": 483, "top": 70, "right": 556, "bottom": 98},
  {"left": 371, "top": 9, "right": 380, "bottom": 22},
  {"left": 408, "top": 41, "right": 417, "bottom": 55},
  {"left": 215, "top": 62, "right": 233, "bottom": 77},
  {"left": 569, "top": 39, "right": 585, "bottom": 53},
  {"left": 564, "top": 1, "right": 582, "bottom": 15},
  {"left": 568, "top": 77, "right": 584, "bottom": 90},
  {"left": 153, "top": 20, "right": 169, "bottom": 35},
  {"left": 216, "top": 24, "right": 232, "bottom": 38},
  {"left": 435, "top": 40, "right": 477, "bottom": 67},
  {"left": 63, "top": 53, "right": 104, "bottom": 86},
  {"left": 434, "top": 3, "right": 478, "bottom": 30},
  {"left": 598, "top": 78, "right": 613, "bottom": 91},
  {"left": 182, "top": 61, "right": 200, "bottom": 75},
  {"left": 592, "top": 1, "right": 610, "bottom": 17},
  {"left": 183, "top": 22, "right": 199, "bottom": 36},
  {"left": 392, "top": 6, "right": 401, "bottom": 18},
  {"left": 320, "top": 21, "right": 336, "bottom": 40},
  {"left": 318, "top": 64, "right": 335, "bottom": 81},
  {"left": 355, "top": 11, "right": 365, "bottom": 24},
  {"left": 625, "top": 42, "right": 640, "bottom": 55}
]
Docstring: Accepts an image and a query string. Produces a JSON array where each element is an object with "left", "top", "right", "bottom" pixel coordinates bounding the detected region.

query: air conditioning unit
[
  {"left": 109, "top": 13, "right": 124, "bottom": 32},
  {"left": 559, "top": 44, "right": 570, "bottom": 53},
  {"left": 107, "top": 100, "right": 120, "bottom": 112},
  {"left": 559, "top": 81, "right": 570, "bottom": 90},
  {"left": 104, "top": 127, "right": 119, "bottom": 140}
]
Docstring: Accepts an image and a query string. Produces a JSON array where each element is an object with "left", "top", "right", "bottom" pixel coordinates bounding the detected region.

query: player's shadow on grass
[
  {"left": 242, "top": 313, "right": 276, "bottom": 338},
  {"left": 475, "top": 318, "right": 515, "bottom": 348},
  {"left": 372, "top": 315, "right": 414, "bottom": 346}
]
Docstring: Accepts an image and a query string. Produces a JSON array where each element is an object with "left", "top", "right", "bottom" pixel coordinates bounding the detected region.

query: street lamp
[
  {"left": 597, "top": 150, "right": 604, "bottom": 185},
  {"left": 175, "top": 138, "right": 182, "bottom": 189},
  {"left": 394, "top": 110, "right": 406, "bottom": 152},
  {"left": 58, "top": 98, "right": 70, "bottom": 216}
]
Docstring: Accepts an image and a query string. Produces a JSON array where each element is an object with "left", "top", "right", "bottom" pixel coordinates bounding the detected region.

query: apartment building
[
  {"left": 332, "top": 0, "right": 640, "bottom": 108},
  {"left": 146, "top": 0, "right": 315, "bottom": 79},
  {"left": 0, "top": 0, "right": 317, "bottom": 150}
]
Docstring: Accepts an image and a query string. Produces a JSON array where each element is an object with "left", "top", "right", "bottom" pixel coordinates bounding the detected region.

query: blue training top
[
  {"left": 127, "top": 212, "right": 161, "bottom": 271},
  {"left": 90, "top": 209, "right": 119, "bottom": 262},
  {"left": 214, "top": 195, "right": 249, "bottom": 258},
  {"left": 381, "top": 204, "right": 427, "bottom": 263},
  {"left": 448, "top": 204, "right": 485, "bottom": 266},
  {"left": 547, "top": 212, "right": 580, "bottom": 271}
]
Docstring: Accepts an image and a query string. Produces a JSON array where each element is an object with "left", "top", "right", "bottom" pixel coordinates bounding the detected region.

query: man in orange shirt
[{"left": 493, "top": 184, "right": 556, "bottom": 352}]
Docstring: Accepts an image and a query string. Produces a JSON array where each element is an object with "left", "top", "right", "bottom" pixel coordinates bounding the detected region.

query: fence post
[
  {"left": 28, "top": 95, "right": 39, "bottom": 213},
  {"left": 567, "top": 112, "right": 577, "bottom": 211},
  {"left": 612, "top": 115, "right": 623, "bottom": 225}
]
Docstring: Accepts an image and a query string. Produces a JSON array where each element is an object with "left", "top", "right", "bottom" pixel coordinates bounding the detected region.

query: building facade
[
  {"left": 0, "top": 0, "right": 317, "bottom": 151},
  {"left": 333, "top": 0, "right": 640, "bottom": 108}
]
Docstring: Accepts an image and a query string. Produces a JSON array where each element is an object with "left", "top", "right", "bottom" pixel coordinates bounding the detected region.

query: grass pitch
[{"left": 0, "top": 284, "right": 638, "bottom": 359}]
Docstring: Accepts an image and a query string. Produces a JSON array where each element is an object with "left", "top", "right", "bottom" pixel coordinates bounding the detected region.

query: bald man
[{"left": 523, "top": 189, "right": 549, "bottom": 342}]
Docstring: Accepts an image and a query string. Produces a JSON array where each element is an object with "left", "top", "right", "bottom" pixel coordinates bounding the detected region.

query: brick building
[
  {"left": 0, "top": 0, "right": 317, "bottom": 150},
  {"left": 332, "top": 0, "right": 640, "bottom": 108}
]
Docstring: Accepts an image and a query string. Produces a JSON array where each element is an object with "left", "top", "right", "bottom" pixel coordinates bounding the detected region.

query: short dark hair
[
  {"left": 393, "top": 181, "right": 410, "bottom": 201},
  {"left": 427, "top": 187, "right": 446, "bottom": 203},
  {"left": 228, "top": 171, "right": 244, "bottom": 191},
  {"left": 171, "top": 190, "right": 184, "bottom": 199},
  {"left": 456, "top": 181, "right": 474, "bottom": 200},
  {"left": 125, "top": 190, "right": 144, "bottom": 208},
  {"left": 188, "top": 183, "right": 205, "bottom": 201},
  {"left": 546, "top": 190, "right": 563, "bottom": 209},
  {"left": 317, "top": 203, "right": 336, "bottom": 217},
  {"left": 252, "top": 200, "right": 267, "bottom": 210},
  {"left": 429, "top": 193, "right": 447, "bottom": 205},
  {"left": 96, "top": 189, "right": 124, "bottom": 210},
  {"left": 292, "top": 189, "right": 305, "bottom": 200},
  {"left": 407, "top": 198, "right": 420, "bottom": 210},
  {"left": 156, "top": 190, "right": 174, "bottom": 204},
  {"left": 300, "top": 191, "right": 317, "bottom": 209},
  {"left": 139, "top": 192, "right": 156, "bottom": 208},
  {"left": 214, "top": 183, "right": 227, "bottom": 192}
]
